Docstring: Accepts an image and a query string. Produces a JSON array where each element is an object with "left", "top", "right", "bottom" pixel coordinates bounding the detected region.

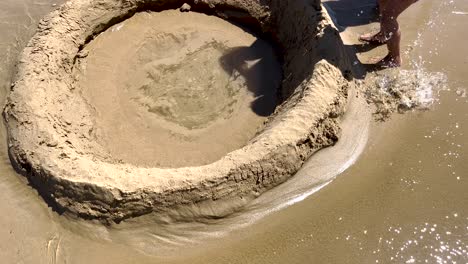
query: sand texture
[
  {"left": 3, "top": 0, "right": 352, "bottom": 223},
  {"left": 74, "top": 11, "right": 281, "bottom": 168}
]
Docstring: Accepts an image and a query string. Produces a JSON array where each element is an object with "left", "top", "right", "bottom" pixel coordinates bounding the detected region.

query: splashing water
[
  {"left": 364, "top": 65, "right": 447, "bottom": 121},
  {"left": 363, "top": 0, "right": 453, "bottom": 121}
]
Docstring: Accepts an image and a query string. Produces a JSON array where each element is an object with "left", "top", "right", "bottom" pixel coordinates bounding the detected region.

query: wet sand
[
  {"left": 4, "top": 0, "right": 350, "bottom": 222},
  {"left": 75, "top": 11, "right": 280, "bottom": 168},
  {"left": 183, "top": 1, "right": 467, "bottom": 263},
  {"left": 0, "top": 0, "right": 467, "bottom": 263}
]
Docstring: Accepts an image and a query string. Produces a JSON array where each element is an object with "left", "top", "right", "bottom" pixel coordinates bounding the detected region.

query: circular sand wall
[{"left": 3, "top": 0, "right": 352, "bottom": 222}]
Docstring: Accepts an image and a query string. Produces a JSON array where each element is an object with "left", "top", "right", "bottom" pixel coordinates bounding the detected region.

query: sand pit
[
  {"left": 3, "top": 0, "right": 353, "bottom": 222},
  {"left": 75, "top": 11, "right": 281, "bottom": 168}
]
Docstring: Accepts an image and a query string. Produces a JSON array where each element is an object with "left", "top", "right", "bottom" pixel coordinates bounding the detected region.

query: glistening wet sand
[{"left": 0, "top": 0, "right": 467, "bottom": 263}]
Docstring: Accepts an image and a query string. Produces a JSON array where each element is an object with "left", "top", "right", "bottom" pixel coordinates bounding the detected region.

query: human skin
[
  {"left": 360, "top": 0, "right": 419, "bottom": 67},
  {"left": 380, "top": 0, "right": 419, "bottom": 66}
]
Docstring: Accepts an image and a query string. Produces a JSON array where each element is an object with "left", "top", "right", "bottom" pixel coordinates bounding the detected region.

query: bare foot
[
  {"left": 372, "top": 54, "right": 402, "bottom": 68},
  {"left": 359, "top": 32, "right": 388, "bottom": 44}
]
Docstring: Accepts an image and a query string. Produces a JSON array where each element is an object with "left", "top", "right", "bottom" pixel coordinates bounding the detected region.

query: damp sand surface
[
  {"left": 0, "top": 1, "right": 467, "bottom": 264},
  {"left": 75, "top": 11, "right": 280, "bottom": 168}
]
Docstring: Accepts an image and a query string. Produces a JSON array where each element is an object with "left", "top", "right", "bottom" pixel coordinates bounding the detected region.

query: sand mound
[{"left": 3, "top": 0, "right": 352, "bottom": 223}]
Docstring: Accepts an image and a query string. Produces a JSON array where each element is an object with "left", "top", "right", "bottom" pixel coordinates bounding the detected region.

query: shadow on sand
[
  {"left": 218, "top": 39, "right": 282, "bottom": 117},
  {"left": 324, "top": 0, "right": 397, "bottom": 76},
  {"left": 323, "top": 0, "right": 380, "bottom": 32}
]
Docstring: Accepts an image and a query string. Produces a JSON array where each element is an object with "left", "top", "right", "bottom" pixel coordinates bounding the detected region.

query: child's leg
[
  {"left": 358, "top": 0, "right": 391, "bottom": 43},
  {"left": 378, "top": 0, "right": 390, "bottom": 15},
  {"left": 380, "top": 0, "right": 418, "bottom": 66}
]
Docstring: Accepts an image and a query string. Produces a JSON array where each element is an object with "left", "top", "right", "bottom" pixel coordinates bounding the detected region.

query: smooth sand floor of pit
[{"left": 74, "top": 11, "right": 282, "bottom": 168}]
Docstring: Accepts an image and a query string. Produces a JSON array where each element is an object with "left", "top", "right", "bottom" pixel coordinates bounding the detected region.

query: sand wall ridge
[{"left": 3, "top": 0, "right": 353, "bottom": 223}]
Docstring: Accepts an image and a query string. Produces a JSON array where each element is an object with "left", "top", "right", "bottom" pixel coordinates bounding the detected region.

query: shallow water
[{"left": 0, "top": 0, "right": 467, "bottom": 263}]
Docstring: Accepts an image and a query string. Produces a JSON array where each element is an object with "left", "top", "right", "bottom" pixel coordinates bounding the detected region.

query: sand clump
[{"left": 3, "top": 0, "right": 353, "bottom": 223}]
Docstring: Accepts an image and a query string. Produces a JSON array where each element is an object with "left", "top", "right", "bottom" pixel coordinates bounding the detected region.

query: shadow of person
[
  {"left": 351, "top": 41, "right": 386, "bottom": 53},
  {"left": 219, "top": 39, "right": 282, "bottom": 117},
  {"left": 218, "top": 0, "right": 386, "bottom": 112},
  {"left": 323, "top": 0, "right": 380, "bottom": 32},
  {"left": 347, "top": 42, "right": 397, "bottom": 72},
  {"left": 323, "top": 0, "right": 393, "bottom": 77}
]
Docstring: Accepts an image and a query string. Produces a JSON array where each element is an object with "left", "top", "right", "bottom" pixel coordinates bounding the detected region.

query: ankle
[{"left": 386, "top": 54, "right": 402, "bottom": 66}]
